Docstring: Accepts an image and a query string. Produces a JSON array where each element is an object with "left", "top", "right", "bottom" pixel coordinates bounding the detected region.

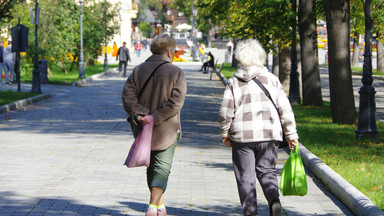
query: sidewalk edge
[
  {"left": 300, "top": 144, "right": 384, "bottom": 216},
  {"left": 0, "top": 93, "right": 52, "bottom": 114},
  {"left": 216, "top": 66, "right": 384, "bottom": 216},
  {"left": 72, "top": 67, "right": 118, "bottom": 87}
]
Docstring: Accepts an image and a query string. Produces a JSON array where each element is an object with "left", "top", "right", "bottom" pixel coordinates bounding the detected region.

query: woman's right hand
[
  {"left": 137, "top": 115, "right": 150, "bottom": 125},
  {"left": 222, "top": 137, "right": 232, "bottom": 147}
]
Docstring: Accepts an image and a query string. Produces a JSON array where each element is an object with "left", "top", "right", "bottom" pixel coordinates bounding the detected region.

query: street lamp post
[
  {"left": 356, "top": 0, "right": 378, "bottom": 139},
  {"left": 288, "top": 0, "right": 301, "bottom": 104},
  {"left": 191, "top": 0, "right": 197, "bottom": 61},
  {"left": 79, "top": 0, "right": 85, "bottom": 78},
  {"left": 31, "top": 0, "right": 41, "bottom": 93},
  {"left": 103, "top": 0, "right": 108, "bottom": 71}
]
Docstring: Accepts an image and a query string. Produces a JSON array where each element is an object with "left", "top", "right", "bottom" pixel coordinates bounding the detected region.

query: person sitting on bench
[{"left": 201, "top": 52, "right": 214, "bottom": 73}]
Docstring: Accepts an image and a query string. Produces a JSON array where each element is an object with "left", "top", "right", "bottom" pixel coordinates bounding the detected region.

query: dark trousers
[
  {"left": 119, "top": 61, "right": 128, "bottom": 76},
  {"left": 232, "top": 141, "right": 280, "bottom": 216}
]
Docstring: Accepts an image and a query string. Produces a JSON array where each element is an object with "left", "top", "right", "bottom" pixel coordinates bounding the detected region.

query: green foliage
[
  {"left": 82, "top": 0, "right": 120, "bottom": 59},
  {"left": 8, "top": 0, "right": 119, "bottom": 73},
  {"left": 350, "top": 0, "right": 365, "bottom": 35},
  {"left": 170, "top": 0, "right": 191, "bottom": 21},
  {"left": 0, "top": 0, "right": 23, "bottom": 24},
  {"left": 372, "top": 0, "right": 384, "bottom": 40},
  {"left": 195, "top": 0, "right": 294, "bottom": 53},
  {"left": 138, "top": 22, "right": 153, "bottom": 38}
]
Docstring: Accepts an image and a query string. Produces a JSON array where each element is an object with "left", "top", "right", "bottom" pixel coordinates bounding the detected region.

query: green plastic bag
[{"left": 279, "top": 144, "right": 308, "bottom": 196}]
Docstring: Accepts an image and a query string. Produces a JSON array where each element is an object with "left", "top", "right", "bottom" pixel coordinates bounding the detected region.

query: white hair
[{"left": 235, "top": 39, "right": 266, "bottom": 67}]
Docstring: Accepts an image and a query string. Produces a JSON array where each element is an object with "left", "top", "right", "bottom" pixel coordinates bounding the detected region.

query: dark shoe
[{"left": 269, "top": 199, "right": 281, "bottom": 216}]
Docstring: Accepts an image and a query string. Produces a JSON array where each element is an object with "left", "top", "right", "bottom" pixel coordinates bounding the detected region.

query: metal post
[
  {"left": 191, "top": 0, "right": 197, "bottom": 61},
  {"left": 31, "top": 0, "right": 41, "bottom": 93},
  {"left": 356, "top": 0, "right": 378, "bottom": 139},
  {"left": 79, "top": 0, "right": 85, "bottom": 78},
  {"left": 288, "top": 0, "right": 301, "bottom": 104},
  {"left": 103, "top": 0, "right": 108, "bottom": 71}
]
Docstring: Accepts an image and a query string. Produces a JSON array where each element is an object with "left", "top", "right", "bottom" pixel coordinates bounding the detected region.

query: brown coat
[{"left": 122, "top": 54, "right": 187, "bottom": 151}]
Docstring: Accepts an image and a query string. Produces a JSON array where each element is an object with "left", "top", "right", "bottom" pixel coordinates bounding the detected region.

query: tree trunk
[
  {"left": 324, "top": 0, "right": 356, "bottom": 124},
  {"left": 58, "top": 61, "right": 68, "bottom": 74},
  {"left": 351, "top": 32, "right": 360, "bottom": 67},
  {"left": 272, "top": 43, "right": 279, "bottom": 76},
  {"left": 232, "top": 38, "right": 238, "bottom": 67},
  {"left": 298, "top": 0, "right": 323, "bottom": 106},
  {"left": 377, "top": 34, "right": 384, "bottom": 72},
  {"left": 279, "top": 45, "right": 291, "bottom": 91},
  {"left": 208, "top": 18, "right": 213, "bottom": 48}
]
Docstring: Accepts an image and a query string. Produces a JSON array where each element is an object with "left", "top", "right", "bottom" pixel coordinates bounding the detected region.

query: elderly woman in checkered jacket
[{"left": 219, "top": 39, "right": 299, "bottom": 216}]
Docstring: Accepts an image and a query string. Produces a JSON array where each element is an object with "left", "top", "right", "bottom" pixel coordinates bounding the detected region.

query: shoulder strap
[
  {"left": 138, "top": 62, "right": 168, "bottom": 98},
  {"left": 252, "top": 77, "right": 279, "bottom": 112}
]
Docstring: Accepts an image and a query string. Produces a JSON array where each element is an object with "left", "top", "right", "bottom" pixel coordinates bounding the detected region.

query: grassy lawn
[
  {"left": 0, "top": 90, "right": 41, "bottom": 106},
  {"left": 219, "top": 63, "right": 384, "bottom": 210},
  {"left": 351, "top": 67, "right": 384, "bottom": 77},
  {"left": 293, "top": 103, "right": 384, "bottom": 210},
  {"left": 19, "top": 63, "right": 118, "bottom": 85},
  {"left": 218, "top": 63, "right": 238, "bottom": 80}
]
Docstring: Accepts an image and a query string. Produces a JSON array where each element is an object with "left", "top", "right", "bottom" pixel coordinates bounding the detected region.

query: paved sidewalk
[{"left": 0, "top": 51, "right": 355, "bottom": 216}]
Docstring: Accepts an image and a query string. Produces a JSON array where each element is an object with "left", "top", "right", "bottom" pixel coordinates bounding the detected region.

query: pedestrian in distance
[
  {"left": 116, "top": 42, "right": 131, "bottom": 77},
  {"left": 122, "top": 34, "right": 187, "bottom": 216},
  {"left": 0, "top": 41, "right": 4, "bottom": 85},
  {"left": 135, "top": 41, "right": 143, "bottom": 58},
  {"left": 219, "top": 39, "right": 299, "bottom": 216},
  {"left": 2, "top": 41, "right": 16, "bottom": 85}
]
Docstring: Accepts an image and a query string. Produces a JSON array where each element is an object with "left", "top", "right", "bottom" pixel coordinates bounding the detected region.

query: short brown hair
[{"left": 150, "top": 34, "right": 176, "bottom": 55}]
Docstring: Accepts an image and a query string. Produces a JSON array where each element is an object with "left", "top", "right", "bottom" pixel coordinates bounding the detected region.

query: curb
[
  {"left": 212, "top": 66, "right": 228, "bottom": 85},
  {"left": 215, "top": 65, "right": 384, "bottom": 216},
  {"left": 72, "top": 67, "right": 118, "bottom": 87},
  {"left": 300, "top": 144, "right": 384, "bottom": 216},
  {"left": 0, "top": 93, "right": 52, "bottom": 114}
]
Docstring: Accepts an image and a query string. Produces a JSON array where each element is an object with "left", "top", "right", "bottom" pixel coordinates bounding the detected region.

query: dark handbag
[
  {"left": 252, "top": 77, "right": 289, "bottom": 148},
  {"left": 127, "top": 62, "right": 168, "bottom": 136}
]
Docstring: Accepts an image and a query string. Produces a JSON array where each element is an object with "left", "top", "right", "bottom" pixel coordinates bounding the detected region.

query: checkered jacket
[{"left": 219, "top": 66, "right": 298, "bottom": 143}]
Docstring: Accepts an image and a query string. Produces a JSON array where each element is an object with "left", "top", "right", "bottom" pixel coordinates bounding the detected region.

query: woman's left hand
[{"left": 288, "top": 139, "right": 298, "bottom": 150}]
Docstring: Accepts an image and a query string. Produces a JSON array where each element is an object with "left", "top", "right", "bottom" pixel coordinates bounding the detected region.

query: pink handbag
[{"left": 124, "top": 115, "right": 153, "bottom": 168}]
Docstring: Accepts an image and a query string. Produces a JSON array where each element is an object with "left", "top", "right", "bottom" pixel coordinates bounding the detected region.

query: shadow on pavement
[{"left": 121, "top": 201, "right": 240, "bottom": 215}]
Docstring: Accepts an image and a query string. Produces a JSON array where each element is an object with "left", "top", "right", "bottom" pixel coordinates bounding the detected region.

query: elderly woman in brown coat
[
  {"left": 219, "top": 39, "right": 298, "bottom": 216},
  {"left": 122, "top": 34, "right": 187, "bottom": 216}
]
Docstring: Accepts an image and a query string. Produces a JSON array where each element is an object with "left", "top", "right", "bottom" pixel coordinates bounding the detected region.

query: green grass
[
  {"left": 0, "top": 90, "right": 41, "bottom": 106},
  {"left": 219, "top": 63, "right": 384, "bottom": 210},
  {"left": 218, "top": 63, "right": 238, "bottom": 80},
  {"left": 351, "top": 67, "right": 384, "bottom": 77},
  {"left": 293, "top": 103, "right": 384, "bottom": 210},
  {"left": 19, "top": 63, "right": 118, "bottom": 85}
]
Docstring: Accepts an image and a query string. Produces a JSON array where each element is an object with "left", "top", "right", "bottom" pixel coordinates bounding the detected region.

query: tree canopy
[{"left": 7, "top": 0, "right": 119, "bottom": 71}]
